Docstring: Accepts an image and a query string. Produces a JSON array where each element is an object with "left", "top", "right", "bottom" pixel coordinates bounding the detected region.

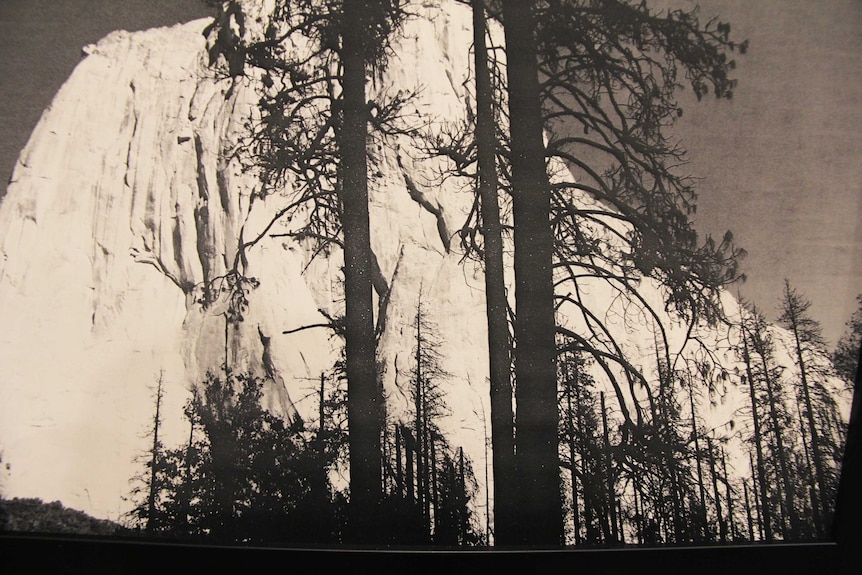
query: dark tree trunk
[
  {"left": 759, "top": 343, "right": 799, "bottom": 539},
  {"left": 395, "top": 423, "right": 404, "bottom": 497},
  {"left": 576, "top": 384, "right": 597, "bottom": 544},
  {"left": 785, "top": 299, "right": 829, "bottom": 535},
  {"left": 744, "top": 481, "right": 755, "bottom": 541},
  {"left": 707, "top": 438, "right": 726, "bottom": 543},
  {"left": 600, "top": 392, "right": 619, "bottom": 543},
  {"left": 341, "top": 0, "right": 383, "bottom": 542},
  {"left": 563, "top": 357, "right": 581, "bottom": 545},
  {"left": 721, "top": 446, "right": 736, "bottom": 541},
  {"left": 502, "top": 0, "right": 562, "bottom": 546},
  {"left": 688, "top": 382, "right": 709, "bottom": 541},
  {"left": 404, "top": 426, "right": 416, "bottom": 503},
  {"left": 749, "top": 451, "right": 764, "bottom": 541},
  {"left": 743, "top": 331, "right": 773, "bottom": 541},
  {"left": 146, "top": 374, "right": 163, "bottom": 534},
  {"left": 796, "top": 395, "right": 820, "bottom": 537},
  {"left": 472, "top": 0, "right": 517, "bottom": 546}
]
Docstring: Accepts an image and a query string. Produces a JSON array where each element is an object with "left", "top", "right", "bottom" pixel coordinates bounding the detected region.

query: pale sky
[{"left": 0, "top": 0, "right": 860, "bottom": 347}]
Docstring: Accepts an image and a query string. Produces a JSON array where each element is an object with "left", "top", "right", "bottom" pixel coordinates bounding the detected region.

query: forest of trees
[{"left": 111, "top": 0, "right": 860, "bottom": 549}]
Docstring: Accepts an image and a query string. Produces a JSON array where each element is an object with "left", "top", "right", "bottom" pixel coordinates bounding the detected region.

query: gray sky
[
  {"left": 0, "top": 0, "right": 860, "bottom": 347},
  {"left": 667, "top": 0, "right": 862, "bottom": 347}
]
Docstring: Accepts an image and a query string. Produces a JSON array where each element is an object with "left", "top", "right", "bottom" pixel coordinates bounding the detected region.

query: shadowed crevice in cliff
[
  {"left": 193, "top": 133, "right": 216, "bottom": 304},
  {"left": 397, "top": 154, "right": 451, "bottom": 254}
]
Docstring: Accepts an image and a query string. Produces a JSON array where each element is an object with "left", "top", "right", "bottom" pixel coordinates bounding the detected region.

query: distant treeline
[{"left": 0, "top": 497, "right": 119, "bottom": 536}]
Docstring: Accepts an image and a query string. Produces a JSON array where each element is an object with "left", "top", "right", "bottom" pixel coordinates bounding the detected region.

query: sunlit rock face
[
  {"left": 0, "top": 0, "right": 849, "bottom": 534},
  {"left": 0, "top": 1, "right": 492, "bottom": 522},
  {"left": 0, "top": 15, "right": 334, "bottom": 519}
]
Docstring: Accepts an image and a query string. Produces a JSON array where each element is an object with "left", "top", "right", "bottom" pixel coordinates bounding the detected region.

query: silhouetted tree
[
  {"left": 125, "top": 373, "right": 175, "bottom": 534},
  {"left": 833, "top": 295, "right": 862, "bottom": 387},
  {"left": 379, "top": 294, "right": 480, "bottom": 545},
  {"left": 778, "top": 280, "right": 847, "bottom": 537},
  {"left": 471, "top": 0, "right": 517, "bottom": 545},
  {"left": 778, "top": 281, "right": 828, "bottom": 536},
  {"left": 501, "top": 0, "right": 564, "bottom": 546},
  {"left": 740, "top": 314, "right": 773, "bottom": 542},
  {"left": 418, "top": 0, "right": 747, "bottom": 548},
  {"left": 742, "top": 306, "right": 800, "bottom": 540},
  {"left": 204, "top": 0, "right": 415, "bottom": 542},
  {"left": 125, "top": 367, "right": 347, "bottom": 545}
]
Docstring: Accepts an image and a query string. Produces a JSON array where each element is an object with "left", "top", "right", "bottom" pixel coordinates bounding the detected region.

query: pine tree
[
  {"left": 383, "top": 293, "right": 481, "bottom": 545},
  {"left": 125, "top": 373, "right": 174, "bottom": 535},
  {"left": 146, "top": 373, "right": 165, "bottom": 534},
  {"left": 501, "top": 0, "right": 563, "bottom": 546},
  {"left": 204, "top": 0, "right": 414, "bottom": 543},
  {"left": 833, "top": 294, "right": 862, "bottom": 386},
  {"left": 740, "top": 317, "right": 773, "bottom": 542},
  {"left": 419, "top": 1, "right": 746, "bottom": 547},
  {"left": 471, "top": 0, "right": 517, "bottom": 545},
  {"left": 125, "top": 367, "right": 348, "bottom": 545},
  {"left": 685, "top": 373, "right": 711, "bottom": 541},
  {"left": 743, "top": 307, "right": 800, "bottom": 539},
  {"left": 777, "top": 281, "right": 828, "bottom": 536}
]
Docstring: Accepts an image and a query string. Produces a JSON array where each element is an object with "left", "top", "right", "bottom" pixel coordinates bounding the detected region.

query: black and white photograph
[{"left": 0, "top": 0, "right": 860, "bottom": 568}]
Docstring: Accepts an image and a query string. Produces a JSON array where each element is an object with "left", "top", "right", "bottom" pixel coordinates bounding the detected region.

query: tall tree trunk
[
  {"left": 759, "top": 341, "right": 799, "bottom": 539},
  {"left": 721, "top": 446, "right": 736, "bottom": 541},
  {"left": 707, "top": 438, "right": 726, "bottom": 543},
  {"left": 796, "top": 395, "right": 820, "bottom": 537},
  {"left": 341, "top": 0, "right": 383, "bottom": 542},
  {"left": 600, "top": 392, "right": 619, "bottom": 543},
  {"left": 404, "top": 426, "right": 416, "bottom": 504},
  {"left": 749, "top": 451, "right": 764, "bottom": 541},
  {"left": 146, "top": 373, "right": 164, "bottom": 534},
  {"left": 563, "top": 357, "right": 581, "bottom": 545},
  {"left": 688, "top": 382, "right": 709, "bottom": 541},
  {"left": 784, "top": 293, "right": 829, "bottom": 535},
  {"left": 501, "top": 0, "right": 562, "bottom": 546},
  {"left": 744, "top": 481, "right": 755, "bottom": 541},
  {"left": 472, "top": 0, "right": 517, "bottom": 546},
  {"left": 576, "top": 384, "right": 597, "bottom": 544},
  {"left": 743, "top": 330, "right": 773, "bottom": 541}
]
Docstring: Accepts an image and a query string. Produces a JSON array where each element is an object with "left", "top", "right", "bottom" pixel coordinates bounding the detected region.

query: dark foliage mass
[
  {"left": 0, "top": 498, "right": 119, "bottom": 536},
  {"left": 124, "top": 357, "right": 481, "bottom": 547},
  {"left": 553, "top": 288, "right": 849, "bottom": 546},
  {"left": 124, "top": 368, "right": 348, "bottom": 545},
  {"left": 380, "top": 296, "right": 483, "bottom": 546}
]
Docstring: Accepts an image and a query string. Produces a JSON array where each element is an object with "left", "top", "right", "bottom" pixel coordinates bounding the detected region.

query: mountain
[{"left": 0, "top": 0, "right": 850, "bottom": 541}]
